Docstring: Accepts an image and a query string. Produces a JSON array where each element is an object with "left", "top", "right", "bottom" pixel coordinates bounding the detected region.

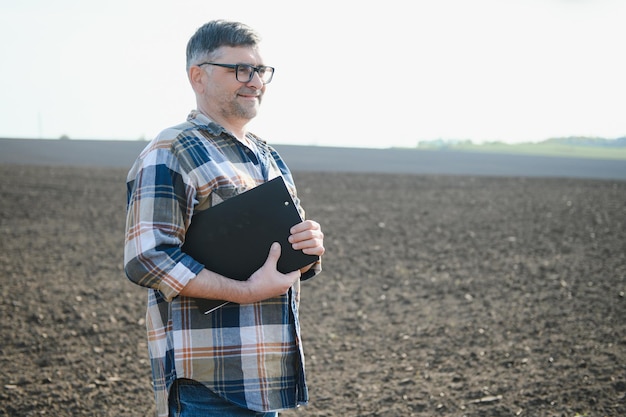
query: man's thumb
[{"left": 266, "top": 242, "right": 281, "bottom": 264}]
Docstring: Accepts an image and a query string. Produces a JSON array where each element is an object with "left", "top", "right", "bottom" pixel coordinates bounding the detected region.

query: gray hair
[{"left": 186, "top": 20, "right": 262, "bottom": 71}]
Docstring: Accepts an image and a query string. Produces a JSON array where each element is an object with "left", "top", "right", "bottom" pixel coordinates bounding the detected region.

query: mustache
[{"left": 237, "top": 88, "right": 262, "bottom": 97}]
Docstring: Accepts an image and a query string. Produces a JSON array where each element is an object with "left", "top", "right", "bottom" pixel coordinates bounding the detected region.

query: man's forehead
[{"left": 212, "top": 46, "right": 263, "bottom": 63}]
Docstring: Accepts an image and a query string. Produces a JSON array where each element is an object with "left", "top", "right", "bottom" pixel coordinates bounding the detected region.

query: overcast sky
[{"left": 1, "top": 0, "right": 625, "bottom": 148}]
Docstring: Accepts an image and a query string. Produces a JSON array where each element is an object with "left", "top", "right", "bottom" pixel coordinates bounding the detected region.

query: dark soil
[{"left": 1, "top": 165, "right": 625, "bottom": 416}]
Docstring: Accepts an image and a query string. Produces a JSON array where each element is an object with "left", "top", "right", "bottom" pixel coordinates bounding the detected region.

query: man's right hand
[
  {"left": 178, "top": 242, "right": 300, "bottom": 305},
  {"left": 243, "top": 242, "right": 301, "bottom": 303}
]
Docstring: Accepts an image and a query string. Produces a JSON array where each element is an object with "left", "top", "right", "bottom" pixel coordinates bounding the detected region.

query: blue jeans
[{"left": 168, "top": 379, "right": 279, "bottom": 417}]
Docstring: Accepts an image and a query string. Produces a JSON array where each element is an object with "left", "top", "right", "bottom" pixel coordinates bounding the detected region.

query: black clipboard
[{"left": 181, "top": 176, "right": 319, "bottom": 314}]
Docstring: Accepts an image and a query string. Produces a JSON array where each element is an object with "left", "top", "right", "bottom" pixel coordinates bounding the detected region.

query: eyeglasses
[{"left": 198, "top": 62, "right": 275, "bottom": 84}]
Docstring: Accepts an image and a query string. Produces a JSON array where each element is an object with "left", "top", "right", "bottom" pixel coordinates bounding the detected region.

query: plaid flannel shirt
[{"left": 124, "top": 111, "right": 321, "bottom": 416}]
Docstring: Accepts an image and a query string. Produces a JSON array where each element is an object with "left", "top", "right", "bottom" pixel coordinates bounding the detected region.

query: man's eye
[{"left": 237, "top": 66, "right": 253, "bottom": 75}]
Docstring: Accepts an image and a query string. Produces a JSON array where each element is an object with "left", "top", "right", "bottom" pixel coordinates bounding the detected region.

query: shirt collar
[
  {"left": 186, "top": 109, "right": 268, "bottom": 149},
  {"left": 187, "top": 110, "right": 227, "bottom": 136}
]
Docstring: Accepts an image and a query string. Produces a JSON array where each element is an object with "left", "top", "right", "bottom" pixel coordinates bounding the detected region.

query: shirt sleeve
[{"left": 123, "top": 143, "right": 204, "bottom": 302}]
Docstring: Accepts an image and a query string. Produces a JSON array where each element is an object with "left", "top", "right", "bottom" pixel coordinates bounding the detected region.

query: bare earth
[{"left": 1, "top": 164, "right": 625, "bottom": 416}]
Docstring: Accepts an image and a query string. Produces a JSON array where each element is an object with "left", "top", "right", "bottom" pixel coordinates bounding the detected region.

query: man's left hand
[{"left": 289, "top": 220, "right": 325, "bottom": 257}]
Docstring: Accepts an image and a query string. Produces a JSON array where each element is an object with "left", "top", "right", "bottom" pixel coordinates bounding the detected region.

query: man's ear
[{"left": 188, "top": 66, "right": 205, "bottom": 93}]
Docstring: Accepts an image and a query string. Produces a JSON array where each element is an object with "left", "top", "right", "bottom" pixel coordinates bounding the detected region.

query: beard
[
  {"left": 230, "top": 99, "right": 259, "bottom": 120},
  {"left": 222, "top": 89, "right": 262, "bottom": 121}
]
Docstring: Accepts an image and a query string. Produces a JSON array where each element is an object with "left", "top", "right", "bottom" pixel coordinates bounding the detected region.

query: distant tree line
[
  {"left": 418, "top": 136, "right": 626, "bottom": 148},
  {"left": 543, "top": 136, "right": 626, "bottom": 147}
]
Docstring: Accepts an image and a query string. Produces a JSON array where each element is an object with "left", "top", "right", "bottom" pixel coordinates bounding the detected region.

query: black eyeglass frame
[{"left": 198, "top": 62, "right": 275, "bottom": 84}]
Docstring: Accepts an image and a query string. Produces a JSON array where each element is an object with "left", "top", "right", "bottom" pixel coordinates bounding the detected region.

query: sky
[{"left": 1, "top": 0, "right": 625, "bottom": 149}]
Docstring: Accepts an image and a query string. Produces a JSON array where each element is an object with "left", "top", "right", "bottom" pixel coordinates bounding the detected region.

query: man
[{"left": 124, "top": 20, "right": 324, "bottom": 417}]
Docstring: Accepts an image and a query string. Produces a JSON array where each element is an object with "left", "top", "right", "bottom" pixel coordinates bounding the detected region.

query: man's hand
[
  {"left": 289, "top": 220, "right": 325, "bottom": 256},
  {"left": 180, "top": 220, "right": 324, "bottom": 304},
  {"left": 179, "top": 242, "right": 299, "bottom": 304},
  {"left": 243, "top": 242, "right": 301, "bottom": 303},
  {"left": 288, "top": 220, "right": 325, "bottom": 273}
]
